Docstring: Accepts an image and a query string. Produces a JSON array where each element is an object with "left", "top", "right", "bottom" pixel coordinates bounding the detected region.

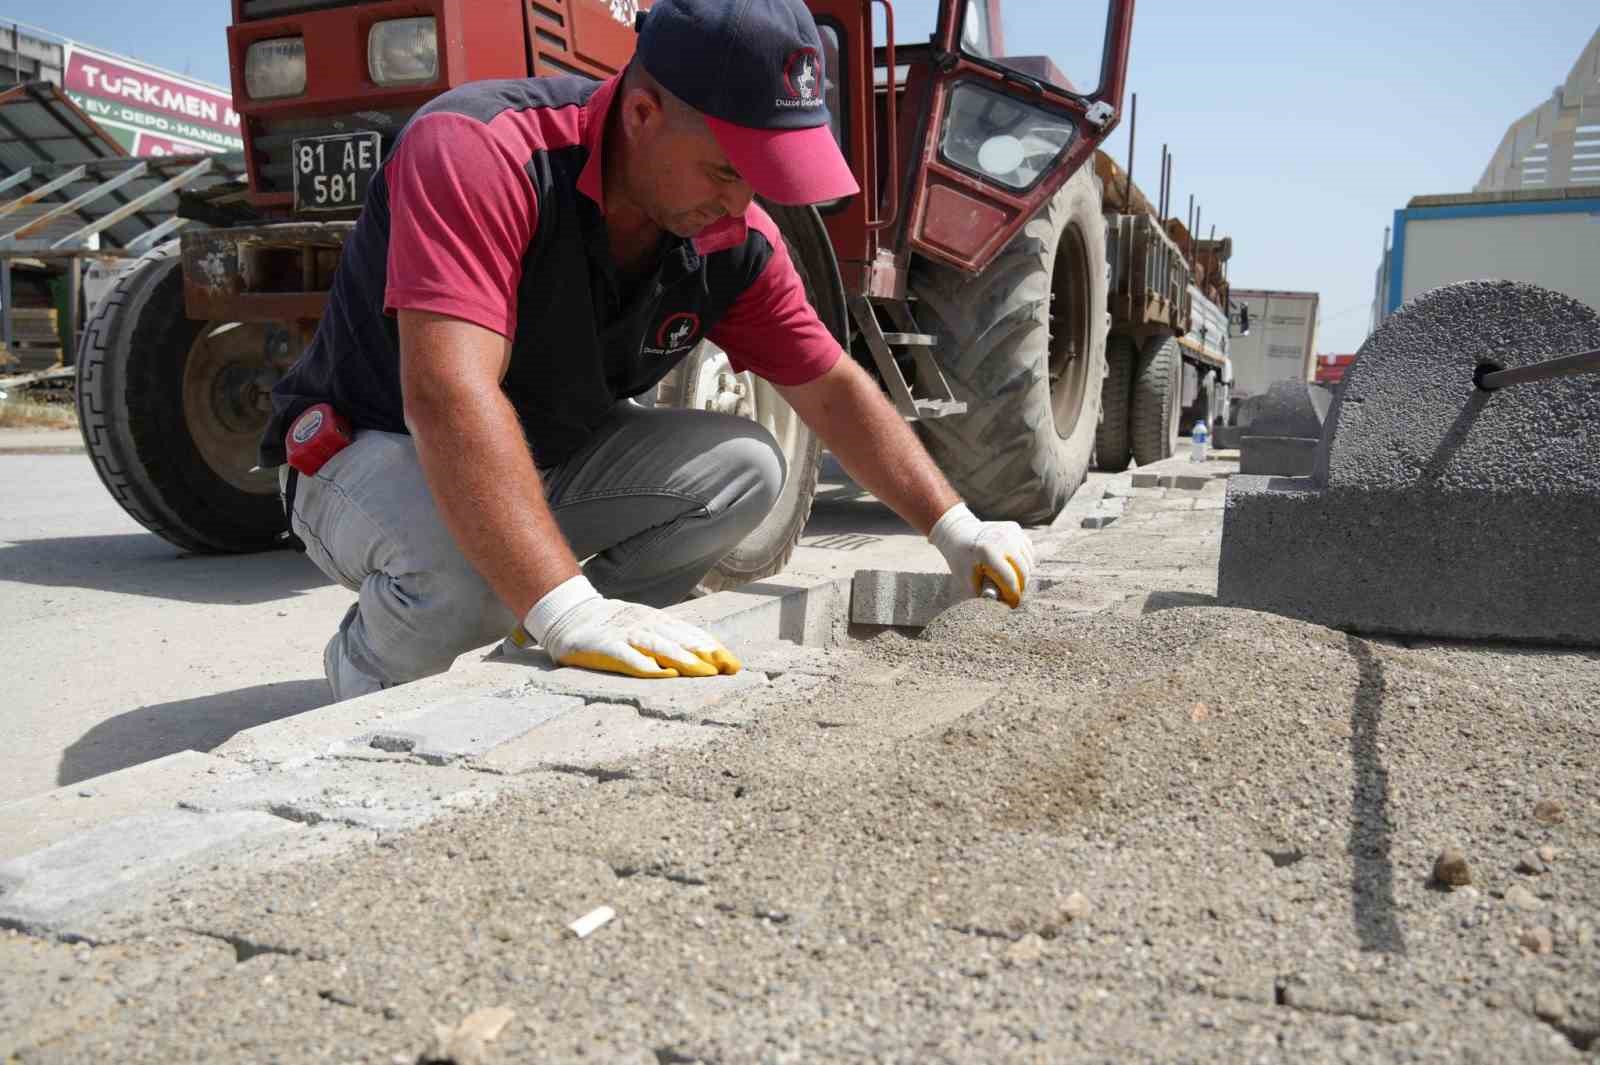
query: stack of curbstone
[
  {"left": 1219, "top": 281, "right": 1600, "bottom": 645},
  {"left": 1237, "top": 380, "right": 1333, "bottom": 476}
]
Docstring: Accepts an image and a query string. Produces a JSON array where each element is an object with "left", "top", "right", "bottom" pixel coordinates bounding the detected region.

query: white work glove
[
  {"left": 929, "top": 502, "right": 1036, "bottom": 608},
  {"left": 511, "top": 575, "right": 741, "bottom": 679}
]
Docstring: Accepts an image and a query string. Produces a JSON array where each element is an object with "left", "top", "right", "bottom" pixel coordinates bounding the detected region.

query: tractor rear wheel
[
  {"left": 1131, "top": 332, "right": 1182, "bottom": 466},
  {"left": 76, "top": 243, "right": 287, "bottom": 553},
  {"left": 909, "top": 166, "right": 1108, "bottom": 524}
]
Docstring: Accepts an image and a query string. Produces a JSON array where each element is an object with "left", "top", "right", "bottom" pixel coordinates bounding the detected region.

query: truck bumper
[{"left": 181, "top": 223, "right": 354, "bottom": 324}]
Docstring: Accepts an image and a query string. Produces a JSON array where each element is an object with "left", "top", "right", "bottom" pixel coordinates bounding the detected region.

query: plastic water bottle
[{"left": 1190, "top": 420, "right": 1209, "bottom": 463}]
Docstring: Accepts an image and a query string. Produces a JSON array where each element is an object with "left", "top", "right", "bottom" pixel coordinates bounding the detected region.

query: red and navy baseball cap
[{"left": 636, "top": 0, "right": 859, "bottom": 206}]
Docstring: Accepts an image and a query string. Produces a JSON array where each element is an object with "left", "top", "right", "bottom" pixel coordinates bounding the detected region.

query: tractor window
[
  {"left": 871, "top": 2, "right": 944, "bottom": 47},
  {"left": 958, "top": 0, "right": 1109, "bottom": 98}
]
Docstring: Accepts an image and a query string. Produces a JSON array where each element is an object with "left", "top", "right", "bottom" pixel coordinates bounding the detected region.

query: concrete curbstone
[
  {"left": 343, "top": 692, "right": 585, "bottom": 766},
  {"left": 671, "top": 574, "right": 853, "bottom": 648},
  {"left": 174, "top": 759, "right": 521, "bottom": 833},
  {"left": 0, "top": 811, "right": 299, "bottom": 937},
  {"left": 510, "top": 657, "right": 771, "bottom": 719},
  {"left": 214, "top": 657, "right": 538, "bottom": 766},
  {"left": 474, "top": 702, "right": 720, "bottom": 775},
  {"left": 1221, "top": 281, "right": 1600, "bottom": 644},
  {"left": 0, "top": 752, "right": 252, "bottom": 863}
]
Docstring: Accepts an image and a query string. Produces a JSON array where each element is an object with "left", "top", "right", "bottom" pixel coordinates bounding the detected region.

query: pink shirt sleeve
[
  {"left": 383, "top": 111, "right": 537, "bottom": 338},
  {"left": 708, "top": 207, "right": 842, "bottom": 387}
]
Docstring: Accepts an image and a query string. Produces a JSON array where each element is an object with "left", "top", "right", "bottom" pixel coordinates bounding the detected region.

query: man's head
[
  {"left": 628, "top": 0, "right": 858, "bottom": 211},
  {"left": 611, "top": 63, "right": 756, "bottom": 239}
]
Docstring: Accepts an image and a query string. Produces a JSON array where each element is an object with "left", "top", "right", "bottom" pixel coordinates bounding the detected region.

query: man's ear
[{"left": 620, "top": 86, "right": 667, "bottom": 144}]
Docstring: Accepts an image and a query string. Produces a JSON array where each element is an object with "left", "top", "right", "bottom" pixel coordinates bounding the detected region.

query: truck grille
[
  {"left": 239, "top": 0, "right": 365, "bottom": 19},
  {"left": 251, "top": 109, "right": 414, "bottom": 195}
]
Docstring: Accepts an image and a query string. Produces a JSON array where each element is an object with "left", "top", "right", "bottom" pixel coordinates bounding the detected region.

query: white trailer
[
  {"left": 1227, "top": 288, "right": 1319, "bottom": 411},
  {"left": 1374, "top": 189, "right": 1600, "bottom": 330}
]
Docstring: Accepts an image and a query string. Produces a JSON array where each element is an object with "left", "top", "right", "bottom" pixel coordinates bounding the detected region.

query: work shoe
[{"left": 323, "top": 627, "right": 389, "bottom": 702}]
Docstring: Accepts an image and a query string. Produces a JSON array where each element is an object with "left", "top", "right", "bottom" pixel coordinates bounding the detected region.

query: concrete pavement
[{"left": 4, "top": 458, "right": 1595, "bottom": 1062}]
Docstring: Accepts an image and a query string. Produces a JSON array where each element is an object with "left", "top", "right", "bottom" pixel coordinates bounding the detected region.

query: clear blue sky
[{"left": 6, "top": 2, "right": 1593, "bottom": 353}]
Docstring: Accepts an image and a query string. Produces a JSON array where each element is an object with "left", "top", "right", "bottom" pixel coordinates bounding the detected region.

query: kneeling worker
[{"left": 260, "top": 0, "right": 1036, "bottom": 700}]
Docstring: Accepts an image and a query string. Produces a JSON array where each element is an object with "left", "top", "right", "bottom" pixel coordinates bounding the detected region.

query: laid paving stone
[
  {"left": 342, "top": 692, "right": 586, "bottom": 765},
  {"left": 1153, "top": 497, "right": 1198, "bottom": 511},
  {"left": 1103, "top": 484, "right": 1164, "bottom": 500},
  {"left": 0, "top": 751, "right": 252, "bottom": 862},
  {"left": 1157, "top": 474, "right": 1211, "bottom": 491},
  {"left": 177, "top": 759, "right": 521, "bottom": 833},
  {"left": 515, "top": 660, "right": 770, "bottom": 720},
  {"left": 1130, "top": 472, "right": 1160, "bottom": 488},
  {"left": 0, "top": 811, "right": 298, "bottom": 937},
  {"left": 474, "top": 702, "right": 718, "bottom": 775},
  {"left": 1194, "top": 498, "right": 1227, "bottom": 511},
  {"left": 736, "top": 639, "right": 853, "bottom": 679},
  {"left": 216, "top": 656, "right": 538, "bottom": 766}
]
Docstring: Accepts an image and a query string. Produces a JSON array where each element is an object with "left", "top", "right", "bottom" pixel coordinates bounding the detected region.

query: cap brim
[{"left": 704, "top": 116, "right": 859, "bottom": 206}]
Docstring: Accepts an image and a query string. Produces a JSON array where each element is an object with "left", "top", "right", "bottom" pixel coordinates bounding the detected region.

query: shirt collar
[{"left": 576, "top": 73, "right": 749, "bottom": 258}]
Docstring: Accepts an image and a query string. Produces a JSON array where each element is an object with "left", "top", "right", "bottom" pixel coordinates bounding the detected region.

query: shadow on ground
[
  {"left": 57, "top": 679, "right": 330, "bottom": 786},
  {"left": 0, "top": 533, "right": 332, "bottom": 606},
  {"left": 1139, "top": 591, "right": 1219, "bottom": 613}
]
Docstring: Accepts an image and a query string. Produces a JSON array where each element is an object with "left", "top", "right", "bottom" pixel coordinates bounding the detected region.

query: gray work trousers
[{"left": 284, "top": 401, "right": 784, "bottom": 687}]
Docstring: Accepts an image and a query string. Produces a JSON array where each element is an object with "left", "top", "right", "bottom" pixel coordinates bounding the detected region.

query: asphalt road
[{"left": 0, "top": 430, "right": 1004, "bottom": 806}]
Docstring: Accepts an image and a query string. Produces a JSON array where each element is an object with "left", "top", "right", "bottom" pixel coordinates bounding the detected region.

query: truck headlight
[
  {"left": 939, "top": 81, "right": 1073, "bottom": 192},
  {"left": 244, "top": 37, "right": 306, "bottom": 100},
  {"left": 369, "top": 17, "right": 439, "bottom": 86}
]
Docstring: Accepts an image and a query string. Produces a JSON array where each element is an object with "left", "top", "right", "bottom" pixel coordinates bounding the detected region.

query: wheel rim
[
  {"left": 681, "top": 341, "right": 809, "bottom": 492},
  {"left": 1048, "top": 220, "right": 1094, "bottom": 439},
  {"left": 180, "top": 321, "right": 282, "bottom": 495}
]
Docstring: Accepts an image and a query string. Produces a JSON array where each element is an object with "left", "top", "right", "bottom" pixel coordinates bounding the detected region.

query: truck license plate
[{"left": 292, "top": 131, "right": 380, "bottom": 213}]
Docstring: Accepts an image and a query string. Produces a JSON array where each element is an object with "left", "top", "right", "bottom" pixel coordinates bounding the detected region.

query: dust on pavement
[{"left": 7, "top": 570, "right": 1597, "bottom": 1062}]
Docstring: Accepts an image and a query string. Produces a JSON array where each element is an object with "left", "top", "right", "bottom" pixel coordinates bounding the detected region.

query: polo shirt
[{"left": 259, "top": 72, "right": 841, "bottom": 470}]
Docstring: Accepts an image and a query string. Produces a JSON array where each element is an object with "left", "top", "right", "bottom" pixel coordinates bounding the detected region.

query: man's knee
[{"left": 720, "top": 422, "right": 786, "bottom": 525}]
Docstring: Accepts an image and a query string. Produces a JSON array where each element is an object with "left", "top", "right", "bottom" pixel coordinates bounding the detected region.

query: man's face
[{"left": 620, "top": 86, "right": 754, "bottom": 238}]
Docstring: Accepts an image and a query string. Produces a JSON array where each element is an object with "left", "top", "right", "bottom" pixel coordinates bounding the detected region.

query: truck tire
[
  {"left": 909, "top": 166, "right": 1108, "bottom": 524},
  {"left": 1131, "top": 332, "right": 1181, "bottom": 465},
  {"left": 76, "top": 243, "right": 286, "bottom": 553},
  {"left": 1094, "top": 332, "right": 1136, "bottom": 472},
  {"left": 655, "top": 203, "right": 843, "bottom": 591}
]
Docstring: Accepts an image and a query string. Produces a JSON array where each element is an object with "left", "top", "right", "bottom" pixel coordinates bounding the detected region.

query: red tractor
[{"left": 77, "top": 0, "right": 1133, "bottom": 588}]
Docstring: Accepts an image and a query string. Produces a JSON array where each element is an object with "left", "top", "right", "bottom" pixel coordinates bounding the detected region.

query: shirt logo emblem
[
  {"left": 643, "top": 311, "right": 702, "bottom": 357},
  {"left": 778, "top": 49, "right": 824, "bottom": 109}
]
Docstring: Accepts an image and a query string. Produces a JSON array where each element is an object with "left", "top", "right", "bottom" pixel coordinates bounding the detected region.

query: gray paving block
[
  {"left": 216, "top": 657, "right": 538, "bottom": 765},
  {"left": 0, "top": 751, "right": 251, "bottom": 862},
  {"left": 513, "top": 659, "right": 770, "bottom": 720},
  {"left": 1248, "top": 379, "right": 1332, "bottom": 438},
  {"left": 1157, "top": 474, "right": 1211, "bottom": 491},
  {"left": 1130, "top": 472, "right": 1160, "bottom": 488},
  {"left": 175, "top": 759, "right": 521, "bottom": 833},
  {"left": 344, "top": 692, "right": 585, "bottom": 765},
  {"left": 851, "top": 568, "right": 956, "bottom": 627},
  {"left": 850, "top": 570, "right": 1063, "bottom": 627},
  {"left": 475, "top": 703, "right": 719, "bottom": 774},
  {"left": 735, "top": 639, "right": 850, "bottom": 679},
  {"left": 0, "top": 811, "right": 298, "bottom": 936},
  {"left": 1221, "top": 281, "right": 1600, "bottom": 645}
]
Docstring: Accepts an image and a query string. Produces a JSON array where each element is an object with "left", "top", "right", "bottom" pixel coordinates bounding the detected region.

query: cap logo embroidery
[{"left": 778, "top": 48, "right": 824, "bottom": 109}]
